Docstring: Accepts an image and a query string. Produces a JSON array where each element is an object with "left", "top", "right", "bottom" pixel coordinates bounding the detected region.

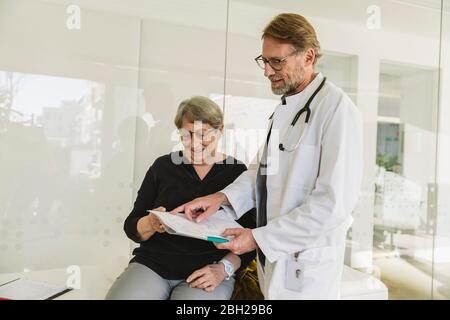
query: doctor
[{"left": 172, "top": 13, "right": 363, "bottom": 299}]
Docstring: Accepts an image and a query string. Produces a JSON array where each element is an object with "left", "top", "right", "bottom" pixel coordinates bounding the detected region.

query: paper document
[
  {"left": 149, "top": 209, "right": 242, "bottom": 243},
  {"left": 0, "top": 278, "right": 72, "bottom": 300}
]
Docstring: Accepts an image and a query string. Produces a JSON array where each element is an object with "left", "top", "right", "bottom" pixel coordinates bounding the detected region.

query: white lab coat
[{"left": 222, "top": 73, "right": 363, "bottom": 299}]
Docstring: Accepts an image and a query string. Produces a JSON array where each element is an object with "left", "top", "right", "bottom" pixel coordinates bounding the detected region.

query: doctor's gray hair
[
  {"left": 174, "top": 96, "right": 223, "bottom": 129},
  {"left": 262, "top": 13, "right": 322, "bottom": 65}
]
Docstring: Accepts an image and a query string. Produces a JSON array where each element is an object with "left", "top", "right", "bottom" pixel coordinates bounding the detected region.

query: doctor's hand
[
  {"left": 215, "top": 228, "right": 257, "bottom": 255},
  {"left": 171, "top": 192, "right": 229, "bottom": 223}
]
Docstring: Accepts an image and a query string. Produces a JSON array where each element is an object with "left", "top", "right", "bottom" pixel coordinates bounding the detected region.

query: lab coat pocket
[
  {"left": 285, "top": 255, "right": 305, "bottom": 292},
  {"left": 285, "top": 246, "right": 338, "bottom": 294},
  {"left": 288, "top": 143, "right": 320, "bottom": 191}
]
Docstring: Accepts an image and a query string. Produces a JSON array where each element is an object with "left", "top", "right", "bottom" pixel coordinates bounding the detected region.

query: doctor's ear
[{"left": 302, "top": 48, "right": 316, "bottom": 67}]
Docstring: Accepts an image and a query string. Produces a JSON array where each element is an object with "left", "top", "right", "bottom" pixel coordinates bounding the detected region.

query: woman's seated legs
[
  {"left": 105, "top": 262, "right": 175, "bottom": 300},
  {"left": 170, "top": 277, "right": 235, "bottom": 300},
  {"left": 106, "top": 262, "right": 235, "bottom": 300}
]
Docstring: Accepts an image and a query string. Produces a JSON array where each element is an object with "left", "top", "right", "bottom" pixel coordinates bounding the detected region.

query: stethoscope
[{"left": 275, "top": 77, "right": 327, "bottom": 152}]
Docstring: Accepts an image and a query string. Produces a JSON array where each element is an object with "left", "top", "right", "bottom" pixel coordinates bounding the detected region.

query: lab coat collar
[{"left": 280, "top": 72, "right": 325, "bottom": 107}]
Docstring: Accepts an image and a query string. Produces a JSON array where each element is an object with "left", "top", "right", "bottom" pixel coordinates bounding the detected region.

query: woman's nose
[{"left": 191, "top": 138, "right": 203, "bottom": 148}]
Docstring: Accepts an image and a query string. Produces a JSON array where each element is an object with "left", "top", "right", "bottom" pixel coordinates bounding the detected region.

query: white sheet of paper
[
  {"left": 149, "top": 209, "right": 242, "bottom": 241},
  {"left": 0, "top": 278, "right": 69, "bottom": 300}
]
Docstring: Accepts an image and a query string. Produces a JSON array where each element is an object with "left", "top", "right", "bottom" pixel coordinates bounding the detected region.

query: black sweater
[{"left": 124, "top": 151, "right": 256, "bottom": 280}]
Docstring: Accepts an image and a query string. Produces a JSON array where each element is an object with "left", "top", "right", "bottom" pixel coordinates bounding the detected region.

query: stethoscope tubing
[
  {"left": 279, "top": 77, "right": 327, "bottom": 152},
  {"left": 290, "top": 77, "right": 327, "bottom": 127}
]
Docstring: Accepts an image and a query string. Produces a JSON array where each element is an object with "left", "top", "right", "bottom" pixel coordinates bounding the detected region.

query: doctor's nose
[{"left": 264, "top": 64, "right": 276, "bottom": 78}]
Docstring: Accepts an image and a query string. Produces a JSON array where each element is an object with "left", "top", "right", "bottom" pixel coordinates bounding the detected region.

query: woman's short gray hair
[{"left": 174, "top": 96, "right": 223, "bottom": 129}]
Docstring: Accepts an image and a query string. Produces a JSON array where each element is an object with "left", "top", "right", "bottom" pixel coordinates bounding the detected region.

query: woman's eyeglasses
[{"left": 178, "top": 128, "right": 217, "bottom": 141}]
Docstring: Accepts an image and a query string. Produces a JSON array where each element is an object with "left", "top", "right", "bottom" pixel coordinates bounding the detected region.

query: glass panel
[
  {"left": 0, "top": 0, "right": 141, "bottom": 298},
  {"left": 433, "top": 0, "right": 450, "bottom": 300},
  {"left": 226, "top": 0, "right": 443, "bottom": 299},
  {"left": 129, "top": 0, "right": 229, "bottom": 261},
  {"left": 374, "top": 62, "right": 438, "bottom": 299},
  {"left": 134, "top": 0, "right": 228, "bottom": 181},
  {"left": 1, "top": 0, "right": 448, "bottom": 300}
]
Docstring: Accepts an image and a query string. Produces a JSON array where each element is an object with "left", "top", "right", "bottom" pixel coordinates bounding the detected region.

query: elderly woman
[{"left": 106, "top": 96, "right": 255, "bottom": 300}]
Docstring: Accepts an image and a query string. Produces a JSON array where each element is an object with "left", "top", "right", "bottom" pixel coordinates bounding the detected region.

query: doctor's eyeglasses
[{"left": 254, "top": 50, "right": 299, "bottom": 71}]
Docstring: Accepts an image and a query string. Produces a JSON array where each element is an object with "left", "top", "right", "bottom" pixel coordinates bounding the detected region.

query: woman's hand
[
  {"left": 136, "top": 206, "right": 166, "bottom": 241},
  {"left": 148, "top": 210, "right": 166, "bottom": 234},
  {"left": 186, "top": 264, "right": 228, "bottom": 292}
]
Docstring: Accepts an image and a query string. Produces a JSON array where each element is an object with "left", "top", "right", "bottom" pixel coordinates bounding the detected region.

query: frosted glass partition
[
  {"left": 0, "top": 0, "right": 141, "bottom": 295},
  {"left": 225, "top": 0, "right": 445, "bottom": 299},
  {"left": 433, "top": 0, "right": 450, "bottom": 300},
  {"left": 133, "top": 0, "right": 228, "bottom": 186},
  {"left": 1, "top": 0, "right": 450, "bottom": 300}
]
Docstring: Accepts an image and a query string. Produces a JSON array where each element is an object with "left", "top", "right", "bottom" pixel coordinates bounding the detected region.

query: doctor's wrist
[{"left": 215, "top": 192, "right": 230, "bottom": 206}]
